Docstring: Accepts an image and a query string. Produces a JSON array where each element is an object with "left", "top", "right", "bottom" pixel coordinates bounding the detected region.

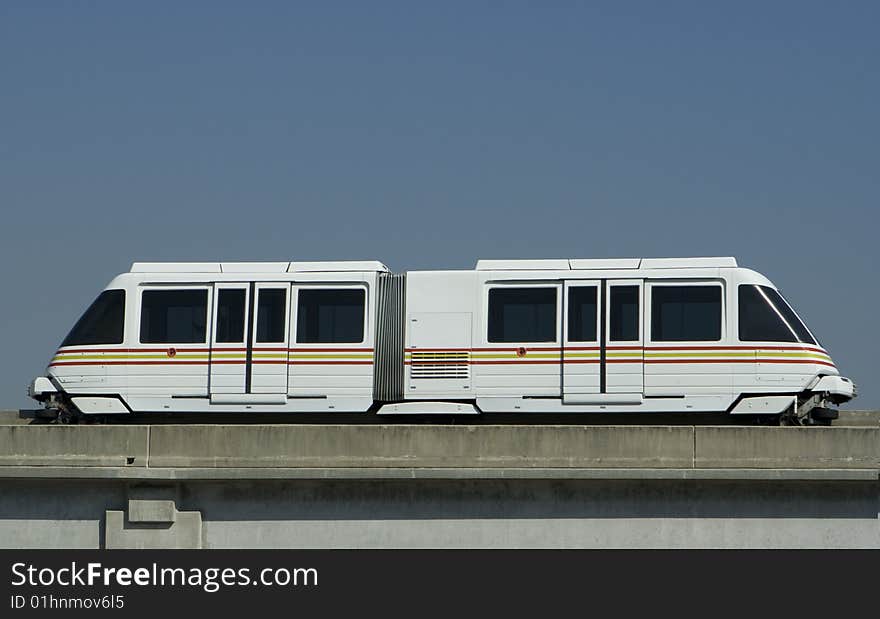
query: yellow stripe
[
  {"left": 289, "top": 353, "right": 373, "bottom": 360},
  {"left": 52, "top": 354, "right": 209, "bottom": 361},
  {"left": 645, "top": 351, "right": 754, "bottom": 359},
  {"left": 644, "top": 351, "right": 830, "bottom": 361}
]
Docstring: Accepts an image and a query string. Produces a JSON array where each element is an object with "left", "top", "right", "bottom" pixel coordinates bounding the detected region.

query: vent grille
[
  {"left": 410, "top": 351, "right": 470, "bottom": 379},
  {"left": 374, "top": 273, "right": 406, "bottom": 402}
]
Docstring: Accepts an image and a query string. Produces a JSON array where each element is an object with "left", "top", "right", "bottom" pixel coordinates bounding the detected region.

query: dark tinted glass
[
  {"left": 140, "top": 289, "right": 207, "bottom": 343},
  {"left": 762, "top": 287, "right": 816, "bottom": 345},
  {"left": 256, "top": 288, "right": 288, "bottom": 343},
  {"left": 61, "top": 290, "right": 125, "bottom": 347},
  {"left": 651, "top": 286, "right": 721, "bottom": 342},
  {"left": 567, "top": 286, "right": 598, "bottom": 342},
  {"left": 296, "top": 289, "right": 365, "bottom": 343},
  {"left": 738, "top": 285, "right": 796, "bottom": 342},
  {"left": 488, "top": 288, "right": 557, "bottom": 343},
  {"left": 738, "top": 285, "right": 816, "bottom": 344},
  {"left": 609, "top": 286, "right": 639, "bottom": 342},
  {"left": 216, "top": 289, "right": 246, "bottom": 343}
]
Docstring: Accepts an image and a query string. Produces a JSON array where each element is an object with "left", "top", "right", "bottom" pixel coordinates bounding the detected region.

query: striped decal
[
  {"left": 401, "top": 346, "right": 836, "bottom": 368},
  {"left": 50, "top": 347, "right": 374, "bottom": 367},
  {"left": 50, "top": 345, "right": 834, "bottom": 368},
  {"left": 289, "top": 348, "right": 374, "bottom": 365}
]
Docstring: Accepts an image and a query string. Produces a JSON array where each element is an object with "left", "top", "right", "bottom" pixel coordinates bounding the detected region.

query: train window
[
  {"left": 488, "top": 287, "right": 557, "bottom": 343},
  {"left": 140, "top": 289, "right": 208, "bottom": 344},
  {"left": 216, "top": 289, "right": 246, "bottom": 343},
  {"left": 567, "top": 286, "right": 598, "bottom": 342},
  {"left": 739, "top": 285, "right": 817, "bottom": 344},
  {"left": 61, "top": 290, "right": 125, "bottom": 347},
  {"left": 651, "top": 285, "right": 721, "bottom": 342},
  {"left": 296, "top": 289, "right": 365, "bottom": 343},
  {"left": 609, "top": 286, "right": 639, "bottom": 341},
  {"left": 256, "top": 288, "right": 288, "bottom": 343}
]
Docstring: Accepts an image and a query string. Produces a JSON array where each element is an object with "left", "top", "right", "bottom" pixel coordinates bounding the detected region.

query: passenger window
[
  {"left": 61, "top": 290, "right": 126, "bottom": 347},
  {"left": 140, "top": 289, "right": 208, "bottom": 344},
  {"left": 488, "top": 287, "right": 557, "bottom": 343},
  {"left": 609, "top": 286, "right": 639, "bottom": 342},
  {"left": 651, "top": 285, "right": 721, "bottom": 342},
  {"left": 739, "top": 285, "right": 816, "bottom": 344},
  {"left": 296, "top": 289, "right": 365, "bottom": 343},
  {"left": 216, "top": 289, "right": 246, "bottom": 343},
  {"left": 567, "top": 287, "right": 598, "bottom": 342},
  {"left": 256, "top": 288, "right": 288, "bottom": 343}
]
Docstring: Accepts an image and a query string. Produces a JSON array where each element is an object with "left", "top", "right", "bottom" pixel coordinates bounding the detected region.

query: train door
[
  {"left": 249, "top": 284, "right": 291, "bottom": 396},
  {"left": 209, "top": 282, "right": 290, "bottom": 404},
  {"left": 209, "top": 283, "right": 249, "bottom": 396},
  {"left": 562, "top": 280, "right": 601, "bottom": 402},
  {"left": 604, "top": 280, "right": 644, "bottom": 400},
  {"left": 562, "top": 279, "right": 644, "bottom": 404}
]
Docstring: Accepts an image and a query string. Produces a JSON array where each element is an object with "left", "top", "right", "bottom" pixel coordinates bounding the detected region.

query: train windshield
[
  {"left": 738, "top": 285, "right": 817, "bottom": 345},
  {"left": 61, "top": 290, "right": 126, "bottom": 347}
]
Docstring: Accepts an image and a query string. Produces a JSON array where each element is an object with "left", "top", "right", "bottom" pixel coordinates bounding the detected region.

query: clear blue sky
[{"left": 1, "top": 2, "right": 877, "bottom": 409}]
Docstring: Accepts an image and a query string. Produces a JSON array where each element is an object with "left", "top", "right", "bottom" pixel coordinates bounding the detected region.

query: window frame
[
  {"left": 564, "top": 281, "right": 600, "bottom": 344},
  {"left": 211, "top": 283, "right": 250, "bottom": 346},
  {"left": 292, "top": 284, "right": 369, "bottom": 346},
  {"left": 60, "top": 289, "right": 127, "bottom": 348},
  {"left": 606, "top": 280, "right": 644, "bottom": 344},
  {"left": 647, "top": 280, "right": 725, "bottom": 343},
  {"left": 737, "top": 284, "right": 816, "bottom": 345},
  {"left": 138, "top": 285, "right": 211, "bottom": 345},
  {"left": 253, "top": 284, "right": 291, "bottom": 345},
  {"left": 484, "top": 282, "right": 562, "bottom": 345}
]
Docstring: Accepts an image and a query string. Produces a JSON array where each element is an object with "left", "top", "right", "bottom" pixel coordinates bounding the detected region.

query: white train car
[{"left": 29, "top": 257, "right": 856, "bottom": 424}]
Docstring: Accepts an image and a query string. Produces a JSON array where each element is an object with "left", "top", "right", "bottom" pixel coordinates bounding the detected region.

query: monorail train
[{"left": 29, "top": 257, "right": 856, "bottom": 424}]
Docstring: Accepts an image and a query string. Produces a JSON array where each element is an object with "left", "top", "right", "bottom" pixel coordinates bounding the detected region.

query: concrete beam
[
  {"left": 0, "top": 425, "right": 149, "bottom": 467},
  {"left": 695, "top": 427, "right": 879, "bottom": 469},
  {"left": 0, "top": 422, "right": 876, "bottom": 473},
  {"left": 0, "top": 466, "right": 874, "bottom": 481},
  {"left": 147, "top": 424, "right": 696, "bottom": 468}
]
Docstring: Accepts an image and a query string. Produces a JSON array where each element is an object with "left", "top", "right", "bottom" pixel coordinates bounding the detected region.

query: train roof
[
  {"left": 476, "top": 257, "right": 737, "bottom": 270},
  {"left": 128, "top": 257, "right": 738, "bottom": 275},
  {"left": 130, "top": 261, "right": 391, "bottom": 273}
]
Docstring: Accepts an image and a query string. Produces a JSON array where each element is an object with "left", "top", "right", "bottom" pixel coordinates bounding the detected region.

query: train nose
[
  {"left": 811, "top": 375, "right": 857, "bottom": 403},
  {"left": 28, "top": 376, "right": 58, "bottom": 401}
]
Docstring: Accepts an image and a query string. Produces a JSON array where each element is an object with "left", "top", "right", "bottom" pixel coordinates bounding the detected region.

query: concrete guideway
[
  {"left": 0, "top": 419, "right": 877, "bottom": 474},
  {"left": 0, "top": 411, "right": 878, "bottom": 549}
]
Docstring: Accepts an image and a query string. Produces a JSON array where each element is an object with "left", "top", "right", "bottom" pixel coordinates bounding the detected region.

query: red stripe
[
  {"left": 645, "top": 358, "right": 836, "bottom": 368},
  {"left": 405, "top": 347, "right": 562, "bottom": 353},
  {"left": 405, "top": 348, "right": 470, "bottom": 352},
  {"left": 288, "top": 361, "right": 373, "bottom": 365},
  {"left": 470, "top": 360, "right": 561, "bottom": 365},
  {"left": 645, "top": 359, "right": 754, "bottom": 364},
  {"left": 647, "top": 345, "right": 828, "bottom": 354},
  {"left": 756, "top": 359, "right": 836, "bottom": 367},
  {"left": 289, "top": 348, "right": 374, "bottom": 352},
  {"left": 51, "top": 360, "right": 375, "bottom": 367},
  {"left": 55, "top": 347, "right": 210, "bottom": 354},
  {"left": 56, "top": 347, "right": 373, "bottom": 354},
  {"left": 50, "top": 361, "right": 209, "bottom": 366}
]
